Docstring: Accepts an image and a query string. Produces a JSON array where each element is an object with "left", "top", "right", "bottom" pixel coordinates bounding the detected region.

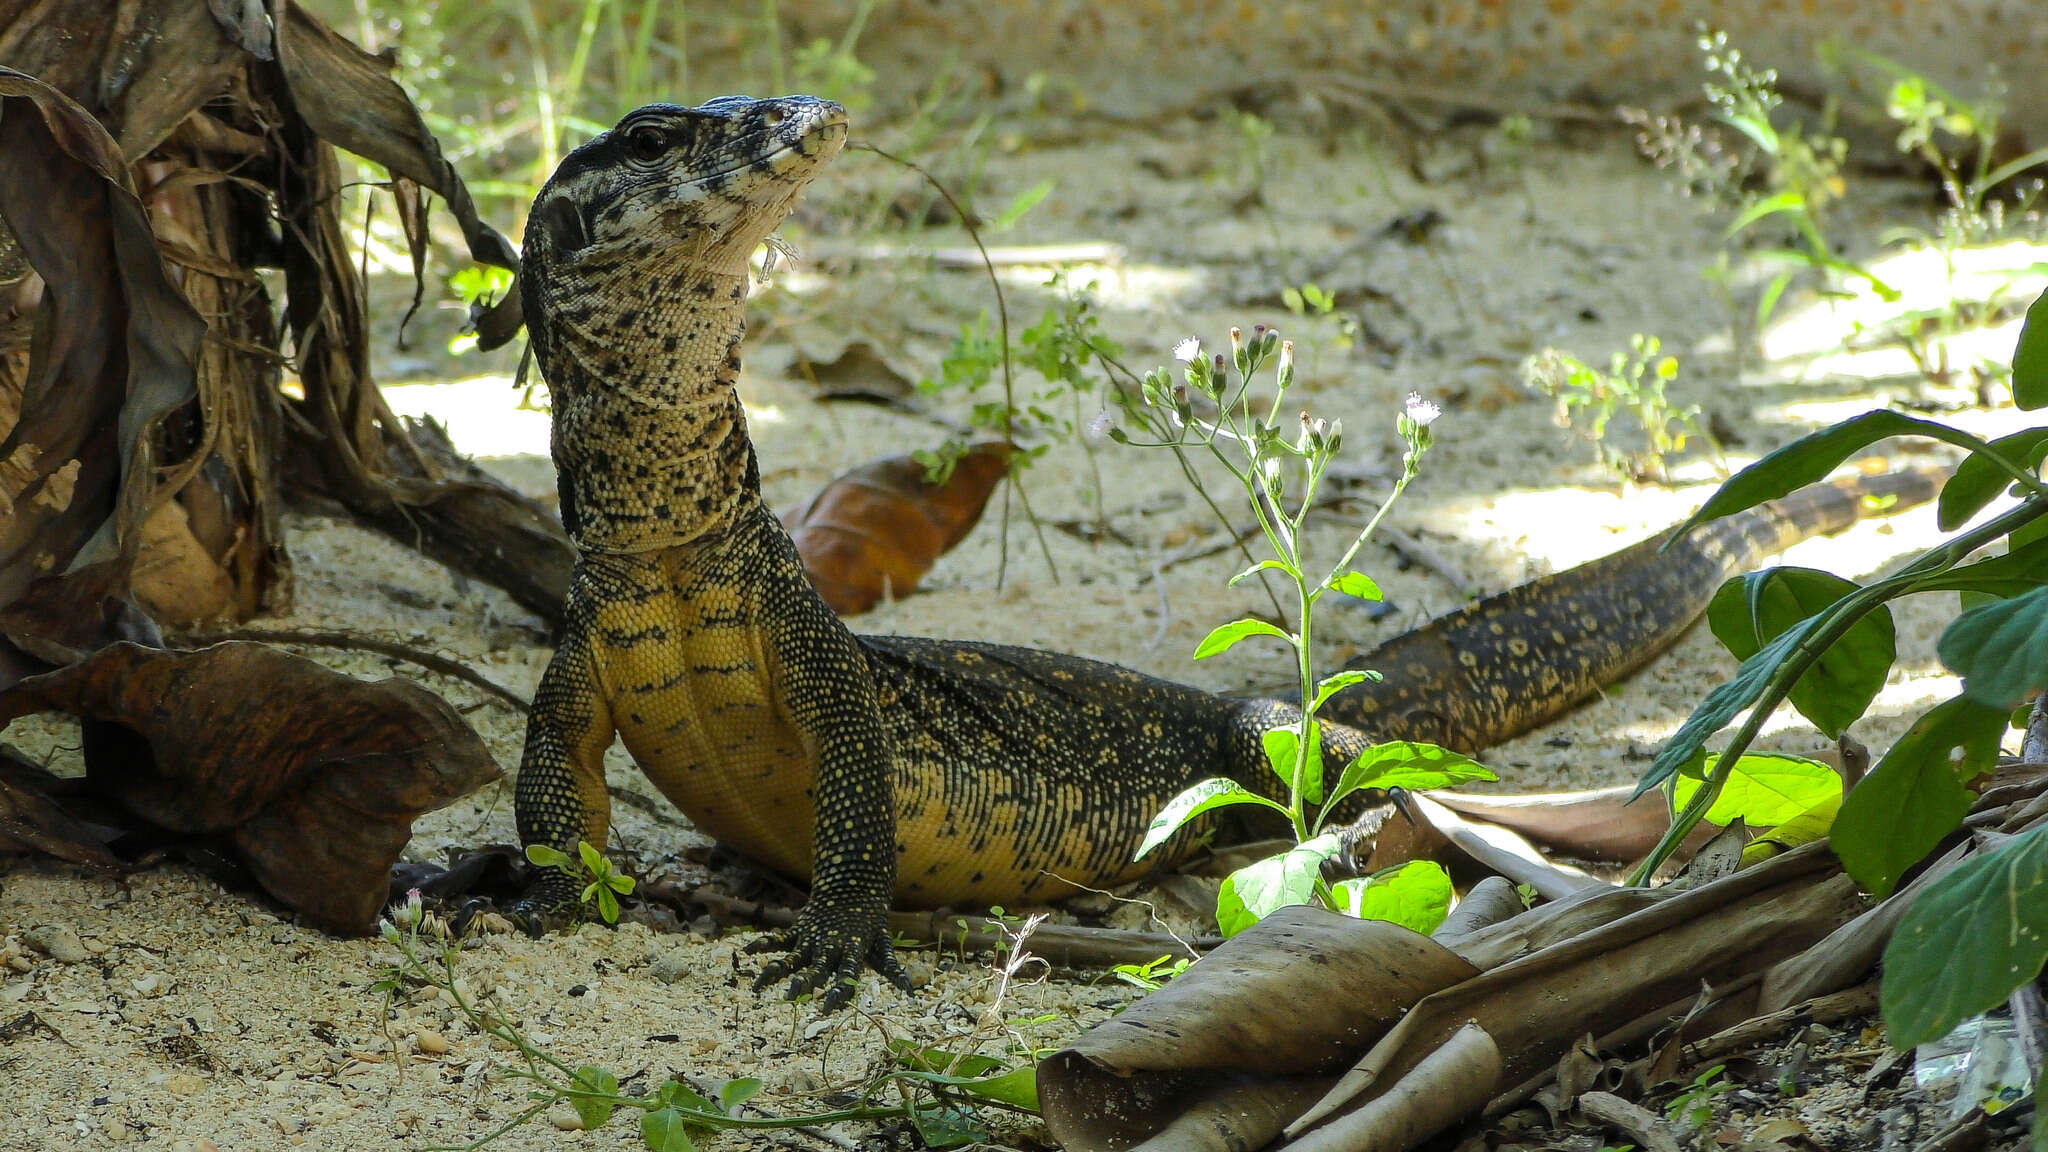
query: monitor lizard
[{"left": 511, "top": 95, "right": 1938, "bottom": 1007}]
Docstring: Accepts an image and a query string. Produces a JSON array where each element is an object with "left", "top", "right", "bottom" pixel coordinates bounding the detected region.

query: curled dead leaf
[
  {"left": 0, "top": 641, "right": 499, "bottom": 932},
  {"left": 782, "top": 442, "right": 1010, "bottom": 614}
]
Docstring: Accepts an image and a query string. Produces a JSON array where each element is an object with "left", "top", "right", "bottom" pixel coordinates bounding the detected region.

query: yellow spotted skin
[{"left": 512, "top": 96, "right": 1939, "bottom": 1001}]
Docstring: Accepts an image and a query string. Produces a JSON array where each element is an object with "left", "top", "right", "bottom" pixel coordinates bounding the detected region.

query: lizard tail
[{"left": 1319, "top": 467, "right": 1945, "bottom": 755}]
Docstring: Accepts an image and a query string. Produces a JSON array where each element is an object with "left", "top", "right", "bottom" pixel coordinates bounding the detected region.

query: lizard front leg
[
  {"left": 513, "top": 617, "right": 617, "bottom": 925},
  {"left": 747, "top": 577, "right": 908, "bottom": 1008}
]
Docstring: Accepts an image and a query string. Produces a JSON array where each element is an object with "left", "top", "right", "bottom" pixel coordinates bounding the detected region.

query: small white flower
[
  {"left": 1086, "top": 412, "right": 1116, "bottom": 441},
  {"left": 1172, "top": 337, "right": 1201, "bottom": 363},
  {"left": 1403, "top": 392, "right": 1442, "bottom": 427}
]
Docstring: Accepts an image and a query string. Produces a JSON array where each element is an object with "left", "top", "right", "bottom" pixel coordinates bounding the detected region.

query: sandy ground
[{"left": 3, "top": 109, "right": 2039, "bottom": 1150}]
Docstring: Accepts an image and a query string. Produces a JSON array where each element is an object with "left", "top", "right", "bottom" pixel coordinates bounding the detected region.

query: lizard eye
[
  {"left": 761, "top": 107, "right": 785, "bottom": 127},
  {"left": 628, "top": 125, "right": 669, "bottom": 161}
]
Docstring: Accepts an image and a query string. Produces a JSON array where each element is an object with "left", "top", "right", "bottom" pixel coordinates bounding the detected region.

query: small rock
[
  {"left": 414, "top": 1029, "right": 449, "bottom": 1055},
  {"left": 131, "top": 973, "right": 170, "bottom": 997},
  {"left": 647, "top": 951, "right": 691, "bottom": 985},
  {"left": 163, "top": 1072, "right": 206, "bottom": 1097},
  {"left": 548, "top": 1101, "right": 588, "bottom": 1131},
  {"left": 23, "top": 925, "right": 90, "bottom": 964},
  {"left": 902, "top": 961, "right": 934, "bottom": 990}
]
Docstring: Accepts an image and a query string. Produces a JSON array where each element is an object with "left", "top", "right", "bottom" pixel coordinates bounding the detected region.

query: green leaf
[
  {"left": 1834, "top": 695, "right": 2003, "bottom": 898},
  {"left": 1193, "top": 618, "right": 1293, "bottom": 660},
  {"left": 1331, "top": 860, "right": 1454, "bottom": 933},
  {"left": 654, "top": 1081, "right": 715, "bottom": 1112},
  {"left": 1671, "top": 752, "right": 1841, "bottom": 828},
  {"left": 1672, "top": 411, "right": 1974, "bottom": 541},
  {"left": 524, "top": 844, "right": 573, "bottom": 869},
  {"left": 910, "top": 1105, "right": 989, "bottom": 1150},
  {"left": 1262, "top": 728, "right": 1296, "bottom": 789},
  {"left": 715, "top": 1078, "right": 761, "bottom": 1113},
  {"left": 1216, "top": 833, "right": 1341, "bottom": 936},
  {"left": 1936, "top": 428, "right": 2048, "bottom": 529},
  {"left": 1263, "top": 726, "right": 1326, "bottom": 804},
  {"left": 990, "top": 179, "right": 1054, "bottom": 232},
  {"left": 1229, "top": 558, "right": 1289, "bottom": 585},
  {"left": 1134, "top": 778, "right": 1289, "bottom": 860},
  {"left": 1707, "top": 569, "right": 1893, "bottom": 737},
  {"left": 1312, "top": 669, "right": 1374, "bottom": 710},
  {"left": 1938, "top": 584, "right": 2048, "bottom": 708},
  {"left": 578, "top": 841, "right": 608, "bottom": 876},
  {"left": 1908, "top": 532, "right": 2048, "bottom": 599},
  {"left": 1881, "top": 825, "right": 2048, "bottom": 1047},
  {"left": 1327, "top": 570, "right": 1383, "bottom": 601},
  {"left": 595, "top": 885, "right": 621, "bottom": 924},
  {"left": 2012, "top": 287, "right": 2048, "bottom": 410},
  {"left": 1636, "top": 619, "right": 1819, "bottom": 797},
  {"left": 1301, "top": 723, "right": 1325, "bottom": 805},
  {"left": 1724, "top": 190, "right": 1806, "bottom": 237},
  {"left": 609, "top": 874, "right": 637, "bottom": 895},
  {"left": 640, "top": 1108, "right": 698, "bottom": 1152},
  {"left": 568, "top": 1065, "right": 620, "bottom": 1130},
  {"left": 933, "top": 1064, "right": 1040, "bottom": 1110},
  {"left": 1325, "top": 741, "right": 1497, "bottom": 812}
]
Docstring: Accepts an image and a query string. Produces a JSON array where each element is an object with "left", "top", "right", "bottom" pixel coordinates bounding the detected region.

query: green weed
[
  {"left": 1114, "top": 326, "right": 1492, "bottom": 934},
  {"left": 1522, "top": 334, "right": 1725, "bottom": 484},
  {"left": 1665, "top": 1064, "right": 1735, "bottom": 1131},
  {"left": 522, "top": 840, "right": 635, "bottom": 924}
]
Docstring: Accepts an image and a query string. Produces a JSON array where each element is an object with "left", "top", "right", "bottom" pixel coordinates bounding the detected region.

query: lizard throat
[{"left": 538, "top": 262, "right": 760, "bottom": 554}]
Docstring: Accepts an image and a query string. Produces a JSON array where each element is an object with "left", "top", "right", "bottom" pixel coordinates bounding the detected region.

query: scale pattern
[{"left": 512, "top": 95, "right": 1936, "bottom": 1004}]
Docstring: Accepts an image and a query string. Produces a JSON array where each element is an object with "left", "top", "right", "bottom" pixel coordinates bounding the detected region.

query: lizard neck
[{"left": 536, "top": 257, "right": 761, "bottom": 553}]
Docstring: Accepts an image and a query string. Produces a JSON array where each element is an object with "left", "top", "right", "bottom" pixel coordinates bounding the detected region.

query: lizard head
[{"left": 522, "top": 95, "right": 848, "bottom": 286}]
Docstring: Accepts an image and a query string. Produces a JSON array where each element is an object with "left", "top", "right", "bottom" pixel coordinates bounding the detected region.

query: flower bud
[
  {"left": 1276, "top": 340, "right": 1295, "bottom": 391},
  {"left": 1230, "top": 327, "right": 1249, "bottom": 375}
]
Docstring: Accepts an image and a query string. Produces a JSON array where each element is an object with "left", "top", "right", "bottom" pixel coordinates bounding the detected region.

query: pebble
[
  {"left": 414, "top": 1029, "right": 449, "bottom": 1055},
  {"left": 547, "top": 1101, "right": 588, "bottom": 1131},
  {"left": 163, "top": 1072, "right": 206, "bottom": 1097},
  {"left": 131, "top": 973, "right": 170, "bottom": 997},
  {"left": 23, "top": 924, "right": 90, "bottom": 964},
  {"left": 647, "top": 951, "right": 691, "bottom": 985}
]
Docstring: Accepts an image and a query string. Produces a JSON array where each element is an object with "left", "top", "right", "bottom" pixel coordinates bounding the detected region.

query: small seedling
[
  {"left": 523, "top": 840, "right": 636, "bottom": 925},
  {"left": 1664, "top": 1064, "right": 1735, "bottom": 1131},
  {"left": 1522, "top": 334, "right": 1724, "bottom": 484},
  {"left": 1110, "top": 954, "right": 1193, "bottom": 991}
]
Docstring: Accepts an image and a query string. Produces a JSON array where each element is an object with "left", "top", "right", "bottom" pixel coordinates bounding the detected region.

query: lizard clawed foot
[
  {"left": 507, "top": 867, "right": 584, "bottom": 937},
  {"left": 747, "top": 903, "right": 909, "bottom": 1010}
]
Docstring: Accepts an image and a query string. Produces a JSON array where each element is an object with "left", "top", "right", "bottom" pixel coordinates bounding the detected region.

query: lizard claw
[
  {"left": 747, "top": 902, "right": 909, "bottom": 1010},
  {"left": 508, "top": 865, "right": 583, "bottom": 936}
]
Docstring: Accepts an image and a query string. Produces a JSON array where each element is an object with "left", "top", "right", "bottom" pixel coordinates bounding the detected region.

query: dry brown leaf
[
  {"left": 1427, "top": 784, "right": 1721, "bottom": 864},
  {"left": 0, "top": 641, "right": 500, "bottom": 933},
  {"left": 1038, "top": 905, "right": 1479, "bottom": 1152},
  {"left": 0, "top": 67, "right": 204, "bottom": 648},
  {"left": 783, "top": 443, "right": 1010, "bottom": 614}
]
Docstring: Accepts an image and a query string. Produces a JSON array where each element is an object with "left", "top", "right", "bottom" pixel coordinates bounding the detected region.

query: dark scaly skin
[
  {"left": 1323, "top": 468, "right": 1943, "bottom": 753},
  {"left": 512, "top": 96, "right": 1937, "bottom": 1005}
]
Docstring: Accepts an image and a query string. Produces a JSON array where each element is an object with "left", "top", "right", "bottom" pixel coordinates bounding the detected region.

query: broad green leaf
[
  {"left": 1636, "top": 619, "right": 1819, "bottom": 797},
  {"left": 1216, "top": 833, "right": 1341, "bottom": 936},
  {"left": 1194, "top": 617, "right": 1293, "bottom": 660},
  {"left": 1938, "top": 584, "right": 2048, "bottom": 708},
  {"left": 1707, "top": 568, "right": 1893, "bottom": 737},
  {"left": 654, "top": 1081, "right": 715, "bottom": 1112},
  {"left": 568, "top": 1065, "right": 620, "bottom": 1130},
  {"left": 1327, "top": 570, "right": 1383, "bottom": 601},
  {"left": 1671, "top": 752, "right": 1841, "bottom": 828},
  {"left": 578, "top": 840, "right": 607, "bottom": 875},
  {"left": 921, "top": 1065, "right": 1040, "bottom": 1111},
  {"left": 610, "top": 874, "right": 637, "bottom": 895},
  {"left": 524, "top": 844, "right": 573, "bottom": 869},
  {"left": 889, "top": 1041, "right": 1007, "bottom": 1078},
  {"left": 1936, "top": 427, "right": 2048, "bottom": 529},
  {"left": 1312, "top": 669, "right": 1375, "bottom": 710},
  {"left": 1230, "top": 558, "right": 1289, "bottom": 585},
  {"left": 640, "top": 1108, "right": 698, "bottom": 1152},
  {"left": 1739, "top": 792, "right": 1840, "bottom": 867},
  {"left": 1672, "top": 411, "right": 1977, "bottom": 541},
  {"left": 1331, "top": 861, "right": 1453, "bottom": 933},
  {"left": 1263, "top": 728, "right": 1297, "bottom": 790},
  {"left": 1881, "top": 825, "right": 2048, "bottom": 1047},
  {"left": 715, "top": 1078, "right": 762, "bottom": 1113},
  {"left": 1324, "top": 741, "right": 1497, "bottom": 812},
  {"left": 1834, "top": 695, "right": 2002, "bottom": 898},
  {"left": 595, "top": 885, "right": 620, "bottom": 923},
  {"left": 2012, "top": 286, "right": 2048, "bottom": 410},
  {"left": 1134, "top": 778, "right": 1289, "bottom": 860}
]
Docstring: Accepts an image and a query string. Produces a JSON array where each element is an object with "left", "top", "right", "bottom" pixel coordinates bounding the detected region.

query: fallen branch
[{"left": 177, "top": 627, "right": 529, "bottom": 713}]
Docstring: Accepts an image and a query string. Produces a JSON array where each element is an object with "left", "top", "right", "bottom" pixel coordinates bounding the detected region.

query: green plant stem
[{"left": 1630, "top": 493, "right": 2048, "bottom": 882}]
